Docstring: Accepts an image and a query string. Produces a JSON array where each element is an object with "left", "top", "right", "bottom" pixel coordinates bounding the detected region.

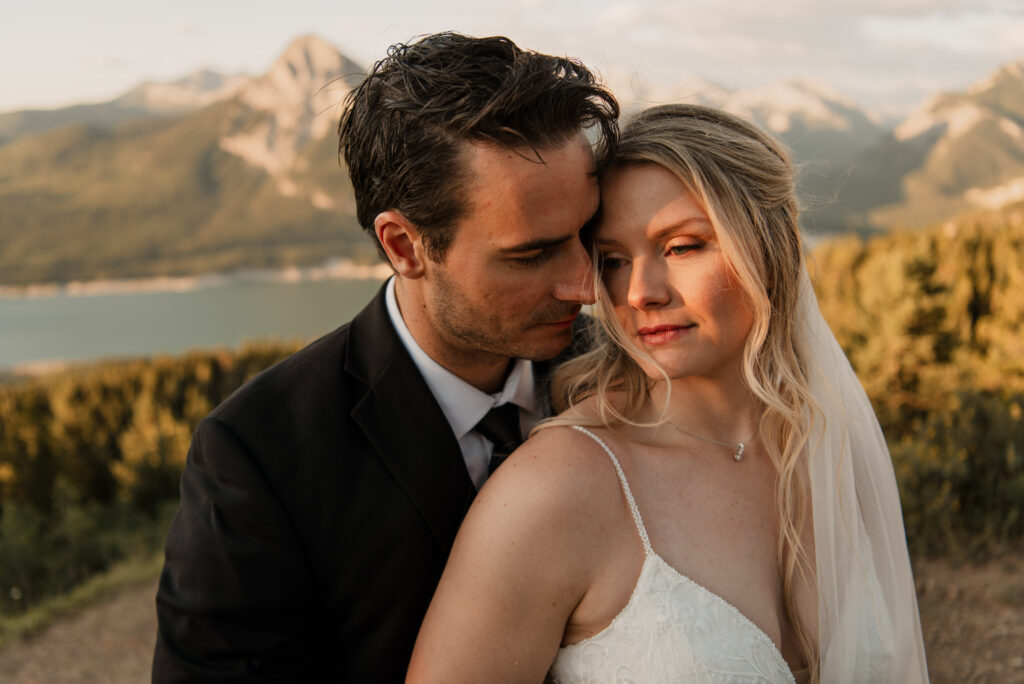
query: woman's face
[{"left": 596, "top": 163, "right": 755, "bottom": 382}]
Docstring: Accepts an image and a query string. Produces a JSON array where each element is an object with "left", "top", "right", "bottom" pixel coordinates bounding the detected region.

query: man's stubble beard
[{"left": 430, "top": 268, "right": 575, "bottom": 364}]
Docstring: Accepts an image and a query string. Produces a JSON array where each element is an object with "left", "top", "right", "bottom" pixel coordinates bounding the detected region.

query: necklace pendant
[{"left": 734, "top": 442, "right": 745, "bottom": 461}]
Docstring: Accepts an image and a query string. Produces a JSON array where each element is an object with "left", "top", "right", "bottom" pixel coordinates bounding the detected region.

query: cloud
[
  {"left": 4, "top": 0, "right": 1019, "bottom": 115},
  {"left": 542, "top": 0, "right": 1021, "bottom": 115},
  {"left": 862, "top": 9, "right": 1024, "bottom": 55},
  {"left": 172, "top": 24, "right": 203, "bottom": 36},
  {"left": 88, "top": 54, "right": 135, "bottom": 70}
]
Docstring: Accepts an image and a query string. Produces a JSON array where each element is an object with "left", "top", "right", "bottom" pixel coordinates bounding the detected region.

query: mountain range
[
  {"left": 0, "top": 36, "right": 369, "bottom": 285},
  {"left": 1, "top": 35, "right": 1022, "bottom": 286},
  {"left": 872, "top": 61, "right": 1024, "bottom": 229},
  {"left": 0, "top": 70, "right": 250, "bottom": 146}
]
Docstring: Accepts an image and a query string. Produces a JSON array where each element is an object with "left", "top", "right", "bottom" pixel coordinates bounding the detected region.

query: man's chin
[{"left": 516, "top": 326, "right": 576, "bottom": 361}]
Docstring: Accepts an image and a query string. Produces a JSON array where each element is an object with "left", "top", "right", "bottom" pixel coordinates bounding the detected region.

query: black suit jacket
[{"left": 153, "top": 284, "right": 585, "bottom": 683}]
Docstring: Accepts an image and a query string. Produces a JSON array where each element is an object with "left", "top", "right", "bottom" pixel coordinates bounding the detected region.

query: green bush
[
  {"left": 0, "top": 342, "right": 300, "bottom": 614},
  {"left": 0, "top": 497, "right": 176, "bottom": 616},
  {"left": 892, "top": 392, "right": 1024, "bottom": 556}
]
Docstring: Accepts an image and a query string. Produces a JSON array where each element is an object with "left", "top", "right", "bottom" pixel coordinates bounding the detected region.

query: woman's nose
[{"left": 626, "top": 257, "right": 670, "bottom": 310}]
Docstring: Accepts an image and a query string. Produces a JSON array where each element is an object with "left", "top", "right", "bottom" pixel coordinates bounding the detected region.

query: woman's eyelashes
[
  {"left": 599, "top": 253, "right": 628, "bottom": 271},
  {"left": 599, "top": 237, "right": 707, "bottom": 273},
  {"left": 601, "top": 241, "right": 705, "bottom": 270},
  {"left": 667, "top": 241, "right": 705, "bottom": 257}
]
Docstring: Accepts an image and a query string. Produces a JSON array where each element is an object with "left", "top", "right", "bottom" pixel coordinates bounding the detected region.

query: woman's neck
[{"left": 645, "top": 375, "right": 762, "bottom": 445}]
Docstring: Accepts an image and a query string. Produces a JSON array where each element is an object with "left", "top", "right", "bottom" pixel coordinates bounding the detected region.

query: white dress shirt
[{"left": 385, "top": 277, "right": 539, "bottom": 489}]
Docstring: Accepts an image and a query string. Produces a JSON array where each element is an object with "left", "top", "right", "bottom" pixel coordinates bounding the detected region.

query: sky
[{"left": 2, "top": 0, "right": 1023, "bottom": 119}]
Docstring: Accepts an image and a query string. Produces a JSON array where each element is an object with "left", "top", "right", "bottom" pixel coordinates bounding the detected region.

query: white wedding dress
[{"left": 547, "top": 426, "right": 797, "bottom": 684}]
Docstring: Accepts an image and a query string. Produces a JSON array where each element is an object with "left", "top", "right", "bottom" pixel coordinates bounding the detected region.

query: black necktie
[{"left": 474, "top": 403, "right": 524, "bottom": 475}]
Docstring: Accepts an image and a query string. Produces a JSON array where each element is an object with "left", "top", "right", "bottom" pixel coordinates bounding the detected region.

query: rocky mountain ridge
[
  {"left": 116, "top": 69, "right": 252, "bottom": 115},
  {"left": 1, "top": 36, "right": 1022, "bottom": 284},
  {"left": 870, "top": 60, "right": 1024, "bottom": 227},
  {"left": 0, "top": 69, "right": 250, "bottom": 146}
]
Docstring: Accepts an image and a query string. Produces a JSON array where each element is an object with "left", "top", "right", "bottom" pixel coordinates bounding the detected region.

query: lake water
[{"left": 0, "top": 277, "right": 387, "bottom": 373}]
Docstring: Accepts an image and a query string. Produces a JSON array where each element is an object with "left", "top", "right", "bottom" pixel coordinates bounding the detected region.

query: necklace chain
[{"left": 662, "top": 417, "right": 757, "bottom": 462}]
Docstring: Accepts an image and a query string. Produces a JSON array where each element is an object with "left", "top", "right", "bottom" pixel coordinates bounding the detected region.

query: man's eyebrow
[{"left": 497, "top": 233, "right": 575, "bottom": 254}]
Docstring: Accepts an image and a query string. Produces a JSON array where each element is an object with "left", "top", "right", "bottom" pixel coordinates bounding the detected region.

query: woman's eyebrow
[
  {"left": 650, "top": 217, "right": 713, "bottom": 241},
  {"left": 596, "top": 217, "right": 712, "bottom": 247}
]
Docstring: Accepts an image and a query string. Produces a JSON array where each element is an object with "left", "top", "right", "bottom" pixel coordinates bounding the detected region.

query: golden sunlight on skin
[
  {"left": 409, "top": 163, "right": 809, "bottom": 682},
  {"left": 384, "top": 136, "right": 599, "bottom": 392},
  {"left": 596, "top": 163, "right": 754, "bottom": 385}
]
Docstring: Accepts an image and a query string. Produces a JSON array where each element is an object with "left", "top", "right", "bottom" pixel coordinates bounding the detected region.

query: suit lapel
[{"left": 345, "top": 285, "right": 475, "bottom": 552}]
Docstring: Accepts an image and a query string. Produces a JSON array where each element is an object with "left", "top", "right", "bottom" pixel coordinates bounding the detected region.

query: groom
[{"left": 152, "top": 32, "right": 618, "bottom": 682}]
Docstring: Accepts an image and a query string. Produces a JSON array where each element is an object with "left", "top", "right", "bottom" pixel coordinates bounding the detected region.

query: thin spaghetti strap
[{"left": 571, "top": 425, "right": 652, "bottom": 556}]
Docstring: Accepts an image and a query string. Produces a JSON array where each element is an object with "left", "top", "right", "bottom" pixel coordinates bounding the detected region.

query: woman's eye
[
  {"left": 668, "top": 242, "right": 703, "bottom": 256},
  {"left": 600, "top": 255, "right": 626, "bottom": 271}
]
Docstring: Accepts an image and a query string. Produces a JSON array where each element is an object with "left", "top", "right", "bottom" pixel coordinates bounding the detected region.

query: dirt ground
[
  {"left": 0, "top": 552, "right": 1022, "bottom": 683},
  {"left": 0, "top": 579, "right": 159, "bottom": 684},
  {"left": 914, "top": 551, "right": 1024, "bottom": 683}
]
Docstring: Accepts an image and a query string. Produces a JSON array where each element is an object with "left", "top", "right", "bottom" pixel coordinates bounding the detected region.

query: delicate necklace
[{"left": 662, "top": 417, "right": 757, "bottom": 462}]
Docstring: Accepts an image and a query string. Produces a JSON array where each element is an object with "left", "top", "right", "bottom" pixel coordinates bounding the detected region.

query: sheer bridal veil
[{"left": 799, "top": 270, "right": 929, "bottom": 682}]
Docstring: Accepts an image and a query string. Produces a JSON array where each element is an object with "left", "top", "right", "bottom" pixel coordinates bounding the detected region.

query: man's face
[{"left": 419, "top": 136, "right": 599, "bottom": 367}]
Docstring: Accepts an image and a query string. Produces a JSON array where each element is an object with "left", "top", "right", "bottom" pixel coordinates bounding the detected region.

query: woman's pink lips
[{"left": 637, "top": 324, "right": 693, "bottom": 345}]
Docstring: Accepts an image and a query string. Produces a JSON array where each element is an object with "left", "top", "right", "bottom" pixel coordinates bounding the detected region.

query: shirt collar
[{"left": 385, "top": 277, "right": 538, "bottom": 441}]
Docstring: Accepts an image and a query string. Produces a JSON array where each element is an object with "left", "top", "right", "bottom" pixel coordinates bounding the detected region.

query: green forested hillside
[
  {"left": 813, "top": 203, "right": 1024, "bottom": 553},
  {"left": 813, "top": 204, "right": 1024, "bottom": 426},
  {"left": 1, "top": 207, "right": 1023, "bottom": 617},
  {"left": 0, "top": 101, "right": 161, "bottom": 147}
]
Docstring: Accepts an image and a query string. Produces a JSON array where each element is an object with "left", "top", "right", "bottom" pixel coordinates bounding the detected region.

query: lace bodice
[{"left": 546, "top": 426, "right": 796, "bottom": 684}]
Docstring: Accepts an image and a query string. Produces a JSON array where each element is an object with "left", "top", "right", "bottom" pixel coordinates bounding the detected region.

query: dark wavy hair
[{"left": 337, "top": 32, "right": 619, "bottom": 261}]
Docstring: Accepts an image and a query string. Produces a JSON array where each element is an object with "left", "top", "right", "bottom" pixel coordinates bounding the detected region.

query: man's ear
[{"left": 375, "top": 210, "right": 427, "bottom": 278}]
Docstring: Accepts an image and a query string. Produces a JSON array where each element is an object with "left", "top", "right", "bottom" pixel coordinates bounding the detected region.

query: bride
[{"left": 406, "top": 104, "right": 928, "bottom": 683}]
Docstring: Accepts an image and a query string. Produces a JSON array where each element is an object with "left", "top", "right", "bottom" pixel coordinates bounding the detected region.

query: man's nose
[{"left": 553, "top": 238, "right": 596, "bottom": 305}]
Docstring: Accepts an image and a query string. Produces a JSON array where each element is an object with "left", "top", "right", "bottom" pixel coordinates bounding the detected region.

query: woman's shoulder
[
  {"left": 493, "top": 420, "right": 619, "bottom": 491},
  {"left": 517, "top": 391, "right": 631, "bottom": 467},
  {"left": 473, "top": 418, "right": 628, "bottom": 534}
]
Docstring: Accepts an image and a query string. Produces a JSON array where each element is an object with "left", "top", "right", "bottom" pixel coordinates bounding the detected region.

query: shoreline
[
  {"left": 0, "top": 258, "right": 392, "bottom": 300},
  {"left": 5, "top": 359, "right": 75, "bottom": 379}
]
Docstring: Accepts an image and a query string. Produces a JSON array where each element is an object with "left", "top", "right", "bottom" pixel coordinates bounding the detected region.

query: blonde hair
[{"left": 543, "top": 103, "right": 820, "bottom": 678}]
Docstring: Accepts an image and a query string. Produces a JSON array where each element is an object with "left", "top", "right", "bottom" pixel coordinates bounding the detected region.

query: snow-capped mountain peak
[
  {"left": 219, "top": 35, "right": 364, "bottom": 178},
  {"left": 240, "top": 34, "right": 357, "bottom": 112}
]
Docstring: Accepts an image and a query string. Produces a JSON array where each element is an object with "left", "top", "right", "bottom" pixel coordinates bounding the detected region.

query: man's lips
[
  {"left": 541, "top": 310, "right": 581, "bottom": 329},
  {"left": 636, "top": 324, "right": 695, "bottom": 345}
]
